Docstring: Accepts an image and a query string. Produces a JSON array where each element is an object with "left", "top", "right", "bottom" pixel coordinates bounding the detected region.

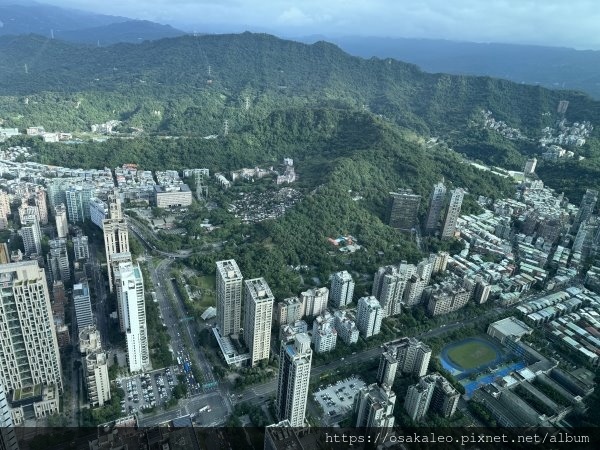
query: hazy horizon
[{"left": 14, "top": 0, "right": 600, "bottom": 51}]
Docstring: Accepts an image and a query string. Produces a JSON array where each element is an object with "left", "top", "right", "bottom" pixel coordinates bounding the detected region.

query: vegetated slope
[
  {"left": 1, "top": 32, "right": 599, "bottom": 137},
  {"left": 325, "top": 36, "right": 600, "bottom": 100}
]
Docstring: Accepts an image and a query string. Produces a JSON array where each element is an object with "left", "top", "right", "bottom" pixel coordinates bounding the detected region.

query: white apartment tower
[
  {"left": 372, "top": 264, "right": 408, "bottom": 317},
  {"left": 79, "top": 326, "right": 111, "bottom": 407},
  {"left": 329, "top": 270, "right": 354, "bottom": 308},
  {"left": 18, "top": 214, "right": 42, "bottom": 255},
  {"left": 73, "top": 281, "right": 93, "bottom": 330},
  {"left": 54, "top": 204, "right": 68, "bottom": 239},
  {"left": 275, "top": 333, "right": 312, "bottom": 427},
  {"left": 243, "top": 278, "right": 274, "bottom": 367},
  {"left": 216, "top": 260, "right": 243, "bottom": 336},
  {"left": 391, "top": 337, "right": 432, "bottom": 377},
  {"left": 46, "top": 238, "right": 70, "bottom": 283},
  {"left": 0, "top": 190, "right": 10, "bottom": 230},
  {"left": 299, "top": 287, "right": 328, "bottom": 318},
  {"left": 441, "top": 188, "right": 465, "bottom": 239},
  {"left": 377, "top": 351, "right": 398, "bottom": 387},
  {"left": 311, "top": 310, "right": 337, "bottom": 353},
  {"left": 0, "top": 261, "right": 63, "bottom": 393},
  {"left": 356, "top": 296, "right": 383, "bottom": 338},
  {"left": 114, "top": 262, "right": 150, "bottom": 373}
]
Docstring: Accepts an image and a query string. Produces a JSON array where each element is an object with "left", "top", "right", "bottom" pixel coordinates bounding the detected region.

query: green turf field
[{"left": 446, "top": 340, "right": 498, "bottom": 370}]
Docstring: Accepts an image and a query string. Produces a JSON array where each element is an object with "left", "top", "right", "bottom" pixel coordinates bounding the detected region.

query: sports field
[{"left": 445, "top": 339, "right": 499, "bottom": 370}]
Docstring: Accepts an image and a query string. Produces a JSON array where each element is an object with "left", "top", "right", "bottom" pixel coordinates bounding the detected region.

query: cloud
[{"left": 277, "top": 7, "right": 313, "bottom": 26}]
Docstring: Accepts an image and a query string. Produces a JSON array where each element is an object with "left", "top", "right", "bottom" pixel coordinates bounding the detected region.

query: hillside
[
  {"left": 313, "top": 36, "right": 600, "bottom": 100},
  {"left": 1, "top": 33, "right": 598, "bottom": 135},
  {"left": 1, "top": 32, "right": 600, "bottom": 201}
]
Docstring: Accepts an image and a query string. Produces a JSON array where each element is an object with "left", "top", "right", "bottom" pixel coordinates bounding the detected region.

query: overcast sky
[{"left": 40, "top": 0, "right": 600, "bottom": 50}]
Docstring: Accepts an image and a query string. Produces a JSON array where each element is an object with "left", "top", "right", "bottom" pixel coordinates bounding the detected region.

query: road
[{"left": 238, "top": 306, "right": 504, "bottom": 407}]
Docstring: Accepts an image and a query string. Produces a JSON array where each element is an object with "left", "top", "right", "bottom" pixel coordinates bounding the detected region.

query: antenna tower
[
  {"left": 223, "top": 120, "right": 229, "bottom": 136},
  {"left": 208, "top": 65, "right": 212, "bottom": 77},
  {"left": 244, "top": 97, "right": 250, "bottom": 111},
  {"left": 50, "top": 29, "right": 54, "bottom": 39},
  {"left": 24, "top": 64, "right": 28, "bottom": 74}
]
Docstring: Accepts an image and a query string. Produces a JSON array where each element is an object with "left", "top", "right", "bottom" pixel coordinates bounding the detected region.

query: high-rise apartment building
[
  {"left": 329, "top": 270, "right": 354, "bottom": 308},
  {"left": 104, "top": 217, "right": 130, "bottom": 292},
  {"left": 372, "top": 264, "right": 410, "bottom": 317},
  {"left": 79, "top": 325, "right": 111, "bottom": 407},
  {"left": 0, "top": 383, "right": 19, "bottom": 450},
  {"left": 73, "top": 281, "right": 93, "bottom": 330},
  {"left": 0, "top": 190, "right": 10, "bottom": 230},
  {"left": 572, "top": 188, "right": 599, "bottom": 233},
  {"left": 65, "top": 185, "right": 95, "bottom": 223},
  {"left": 243, "top": 278, "right": 274, "bottom": 367},
  {"left": 404, "top": 376, "right": 435, "bottom": 422},
  {"left": 18, "top": 202, "right": 39, "bottom": 227},
  {"left": 404, "top": 373, "right": 459, "bottom": 421},
  {"left": 441, "top": 188, "right": 465, "bottom": 239},
  {"left": 299, "top": 287, "right": 328, "bottom": 318},
  {"left": 215, "top": 259, "right": 243, "bottom": 336},
  {"left": 377, "top": 351, "right": 398, "bottom": 387},
  {"left": 386, "top": 337, "right": 432, "bottom": 377},
  {"left": 73, "top": 235, "right": 90, "bottom": 261},
  {"left": 54, "top": 204, "right": 68, "bottom": 239},
  {"left": 311, "top": 310, "right": 337, "bottom": 353},
  {"left": 46, "top": 238, "right": 70, "bottom": 283},
  {"left": 114, "top": 262, "right": 150, "bottom": 373},
  {"left": 333, "top": 310, "right": 359, "bottom": 344},
  {"left": 18, "top": 214, "right": 42, "bottom": 255},
  {"left": 275, "top": 297, "right": 303, "bottom": 326},
  {"left": 356, "top": 296, "right": 383, "bottom": 338},
  {"left": 389, "top": 189, "right": 421, "bottom": 231},
  {"left": 425, "top": 181, "right": 447, "bottom": 233},
  {"left": 275, "top": 333, "right": 312, "bottom": 427},
  {"left": 0, "top": 261, "right": 63, "bottom": 392},
  {"left": 34, "top": 187, "right": 48, "bottom": 225},
  {"left": 353, "top": 383, "right": 396, "bottom": 428}
]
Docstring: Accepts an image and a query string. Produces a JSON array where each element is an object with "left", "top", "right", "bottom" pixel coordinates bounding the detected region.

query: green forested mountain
[
  {"left": 1, "top": 32, "right": 600, "bottom": 204},
  {"left": 1, "top": 32, "right": 599, "bottom": 136}
]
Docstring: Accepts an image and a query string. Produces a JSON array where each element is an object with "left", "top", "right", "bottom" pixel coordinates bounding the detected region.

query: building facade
[
  {"left": 356, "top": 296, "right": 383, "bottom": 338},
  {"left": 441, "top": 188, "right": 465, "bottom": 239},
  {"left": 73, "top": 281, "right": 93, "bottom": 330},
  {"left": 276, "top": 333, "right": 312, "bottom": 427},
  {"left": 353, "top": 383, "right": 396, "bottom": 428},
  {"left": 243, "top": 278, "right": 274, "bottom": 367},
  {"left": 114, "top": 262, "right": 150, "bottom": 373},
  {"left": 329, "top": 270, "right": 354, "bottom": 308},
  {"left": 0, "top": 262, "right": 63, "bottom": 393},
  {"left": 216, "top": 260, "right": 243, "bottom": 336}
]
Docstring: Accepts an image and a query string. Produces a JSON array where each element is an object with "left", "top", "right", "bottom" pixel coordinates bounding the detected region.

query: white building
[
  {"left": 114, "top": 262, "right": 150, "bottom": 373},
  {"left": 353, "top": 383, "right": 396, "bottom": 428},
  {"left": 73, "top": 281, "right": 93, "bottom": 330},
  {"left": 275, "top": 333, "right": 312, "bottom": 427},
  {"left": 18, "top": 214, "right": 42, "bottom": 255},
  {"left": 404, "top": 376, "right": 435, "bottom": 422},
  {"left": 46, "top": 238, "right": 70, "bottom": 282},
  {"left": 89, "top": 197, "right": 109, "bottom": 229},
  {"left": 333, "top": 309, "right": 359, "bottom": 344},
  {"left": 356, "top": 296, "right": 383, "bottom": 338},
  {"left": 441, "top": 188, "right": 465, "bottom": 239},
  {"left": 0, "top": 262, "right": 63, "bottom": 393},
  {"left": 300, "top": 287, "right": 328, "bottom": 318},
  {"left": 329, "top": 270, "right": 355, "bottom": 308},
  {"left": 73, "top": 235, "right": 90, "bottom": 261},
  {"left": 216, "top": 260, "right": 243, "bottom": 336},
  {"left": 311, "top": 310, "right": 337, "bottom": 353},
  {"left": 0, "top": 383, "right": 18, "bottom": 450},
  {"left": 54, "top": 204, "right": 68, "bottom": 239},
  {"left": 243, "top": 278, "right": 274, "bottom": 367},
  {"left": 104, "top": 218, "right": 130, "bottom": 292}
]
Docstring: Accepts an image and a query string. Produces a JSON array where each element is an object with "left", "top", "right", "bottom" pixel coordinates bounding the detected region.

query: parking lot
[
  {"left": 313, "top": 376, "right": 366, "bottom": 423},
  {"left": 117, "top": 366, "right": 179, "bottom": 415}
]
